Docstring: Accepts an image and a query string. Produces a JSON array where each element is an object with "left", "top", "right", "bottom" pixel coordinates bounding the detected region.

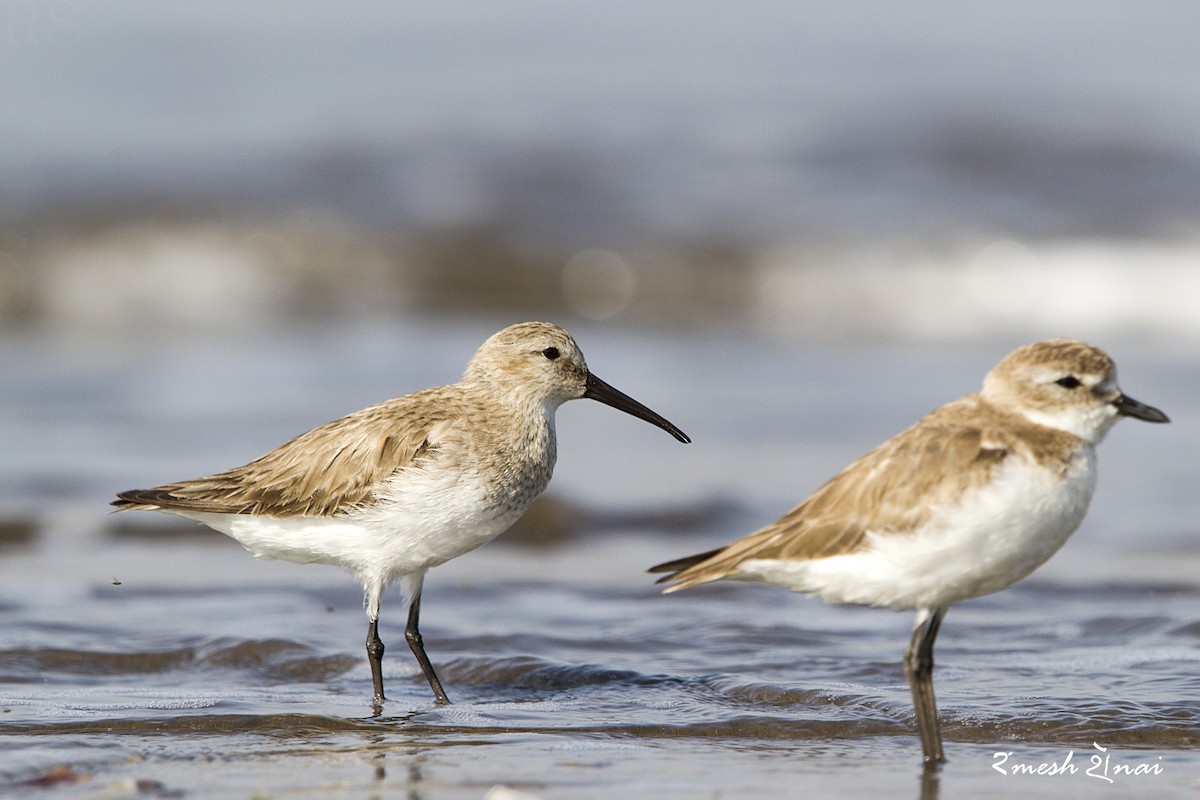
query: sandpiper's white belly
[
  {"left": 176, "top": 463, "right": 534, "bottom": 586},
  {"left": 737, "top": 447, "right": 1097, "bottom": 610}
]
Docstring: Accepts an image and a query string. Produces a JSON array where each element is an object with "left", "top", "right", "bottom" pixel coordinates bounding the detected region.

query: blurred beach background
[{"left": 2, "top": 2, "right": 1199, "bottom": 798}]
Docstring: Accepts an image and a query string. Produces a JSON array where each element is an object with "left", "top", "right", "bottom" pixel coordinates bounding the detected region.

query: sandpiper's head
[
  {"left": 466, "top": 322, "right": 690, "bottom": 443},
  {"left": 981, "top": 339, "right": 1168, "bottom": 443}
]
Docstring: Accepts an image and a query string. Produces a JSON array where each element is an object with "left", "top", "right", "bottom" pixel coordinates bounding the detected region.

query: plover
[
  {"left": 115, "top": 322, "right": 690, "bottom": 707},
  {"left": 650, "top": 339, "right": 1167, "bottom": 766}
]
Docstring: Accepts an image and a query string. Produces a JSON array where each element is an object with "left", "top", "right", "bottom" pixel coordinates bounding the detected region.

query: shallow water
[{"left": 1, "top": 317, "right": 1198, "bottom": 797}]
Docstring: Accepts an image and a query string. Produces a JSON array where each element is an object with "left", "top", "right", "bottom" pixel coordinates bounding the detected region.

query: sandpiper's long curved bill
[
  {"left": 1113, "top": 393, "right": 1170, "bottom": 423},
  {"left": 583, "top": 373, "right": 691, "bottom": 443}
]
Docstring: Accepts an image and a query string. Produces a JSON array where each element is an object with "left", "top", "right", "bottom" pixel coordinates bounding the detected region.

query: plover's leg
[
  {"left": 905, "top": 607, "right": 946, "bottom": 767},
  {"left": 403, "top": 571, "right": 450, "bottom": 704}
]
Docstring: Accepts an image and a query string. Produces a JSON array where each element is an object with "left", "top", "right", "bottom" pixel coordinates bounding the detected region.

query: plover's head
[
  {"left": 466, "top": 322, "right": 690, "bottom": 442},
  {"left": 981, "top": 339, "right": 1169, "bottom": 443}
]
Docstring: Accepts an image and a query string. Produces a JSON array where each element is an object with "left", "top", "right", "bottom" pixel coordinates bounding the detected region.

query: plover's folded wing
[{"left": 653, "top": 397, "right": 1018, "bottom": 590}]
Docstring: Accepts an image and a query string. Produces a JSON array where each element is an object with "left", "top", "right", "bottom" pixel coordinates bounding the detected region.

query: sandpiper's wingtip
[{"left": 110, "top": 492, "right": 137, "bottom": 509}]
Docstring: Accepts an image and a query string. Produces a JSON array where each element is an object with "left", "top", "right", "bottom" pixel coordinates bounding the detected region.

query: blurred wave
[
  {"left": 3, "top": 3, "right": 1199, "bottom": 343},
  {"left": 3, "top": 218, "right": 1199, "bottom": 341}
]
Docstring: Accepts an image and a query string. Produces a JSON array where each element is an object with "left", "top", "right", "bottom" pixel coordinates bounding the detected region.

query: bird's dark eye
[
  {"left": 542, "top": 347, "right": 560, "bottom": 361},
  {"left": 1055, "top": 376, "right": 1082, "bottom": 389}
]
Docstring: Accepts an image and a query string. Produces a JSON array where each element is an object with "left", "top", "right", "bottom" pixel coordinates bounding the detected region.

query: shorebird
[
  {"left": 115, "top": 321, "right": 690, "bottom": 707},
  {"left": 650, "top": 339, "right": 1167, "bottom": 766}
]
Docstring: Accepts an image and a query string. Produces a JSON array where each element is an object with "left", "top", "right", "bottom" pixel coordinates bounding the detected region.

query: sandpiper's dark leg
[
  {"left": 406, "top": 587, "right": 450, "bottom": 704},
  {"left": 366, "top": 616, "right": 387, "bottom": 707},
  {"left": 904, "top": 607, "right": 947, "bottom": 767}
]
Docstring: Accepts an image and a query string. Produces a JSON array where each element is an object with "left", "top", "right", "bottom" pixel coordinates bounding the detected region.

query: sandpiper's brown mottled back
[{"left": 115, "top": 322, "right": 690, "bottom": 708}]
